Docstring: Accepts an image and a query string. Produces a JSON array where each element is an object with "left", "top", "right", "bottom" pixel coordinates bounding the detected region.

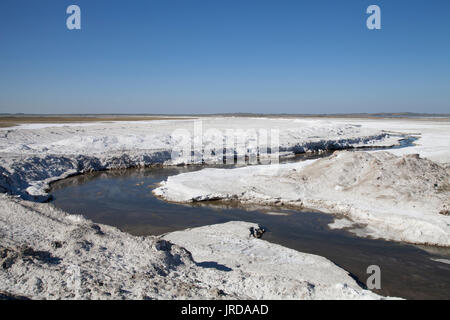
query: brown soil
[{"left": 0, "top": 116, "right": 194, "bottom": 128}]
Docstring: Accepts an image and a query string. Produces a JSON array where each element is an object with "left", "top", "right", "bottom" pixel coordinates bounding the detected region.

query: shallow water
[{"left": 50, "top": 156, "right": 450, "bottom": 300}]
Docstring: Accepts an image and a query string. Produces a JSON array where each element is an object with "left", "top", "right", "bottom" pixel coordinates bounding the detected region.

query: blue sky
[{"left": 0, "top": 0, "right": 449, "bottom": 114}]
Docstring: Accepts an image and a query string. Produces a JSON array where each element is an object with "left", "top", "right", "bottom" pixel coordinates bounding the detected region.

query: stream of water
[{"left": 50, "top": 150, "right": 450, "bottom": 300}]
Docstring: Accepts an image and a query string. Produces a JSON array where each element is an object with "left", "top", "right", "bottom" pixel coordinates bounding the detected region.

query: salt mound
[
  {"left": 155, "top": 151, "right": 450, "bottom": 246},
  {"left": 0, "top": 195, "right": 385, "bottom": 300}
]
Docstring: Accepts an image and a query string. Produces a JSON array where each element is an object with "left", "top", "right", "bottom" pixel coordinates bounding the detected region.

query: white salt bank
[{"left": 155, "top": 151, "right": 450, "bottom": 246}]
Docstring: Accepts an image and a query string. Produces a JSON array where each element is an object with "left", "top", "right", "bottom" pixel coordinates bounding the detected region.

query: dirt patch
[{"left": 1, "top": 245, "right": 61, "bottom": 270}]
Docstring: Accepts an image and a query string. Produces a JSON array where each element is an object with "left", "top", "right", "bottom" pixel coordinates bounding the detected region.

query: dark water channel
[{"left": 50, "top": 150, "right": 450, "bottom": 300}]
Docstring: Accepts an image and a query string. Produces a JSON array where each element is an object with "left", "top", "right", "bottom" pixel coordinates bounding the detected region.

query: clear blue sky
[{"left": 0, "top": 0, "right": 449, "bottom": 114}]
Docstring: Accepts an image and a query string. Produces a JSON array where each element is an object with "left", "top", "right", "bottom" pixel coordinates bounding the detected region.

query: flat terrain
[
  {"left": 1, "top": 114, "right": 448, "bottom": 128},
  {"left": 0, "top": 116, "right": 448, "bottom": 299},
  {"left": 0, "top": 116, "right": 193, "bottom": 128}
]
